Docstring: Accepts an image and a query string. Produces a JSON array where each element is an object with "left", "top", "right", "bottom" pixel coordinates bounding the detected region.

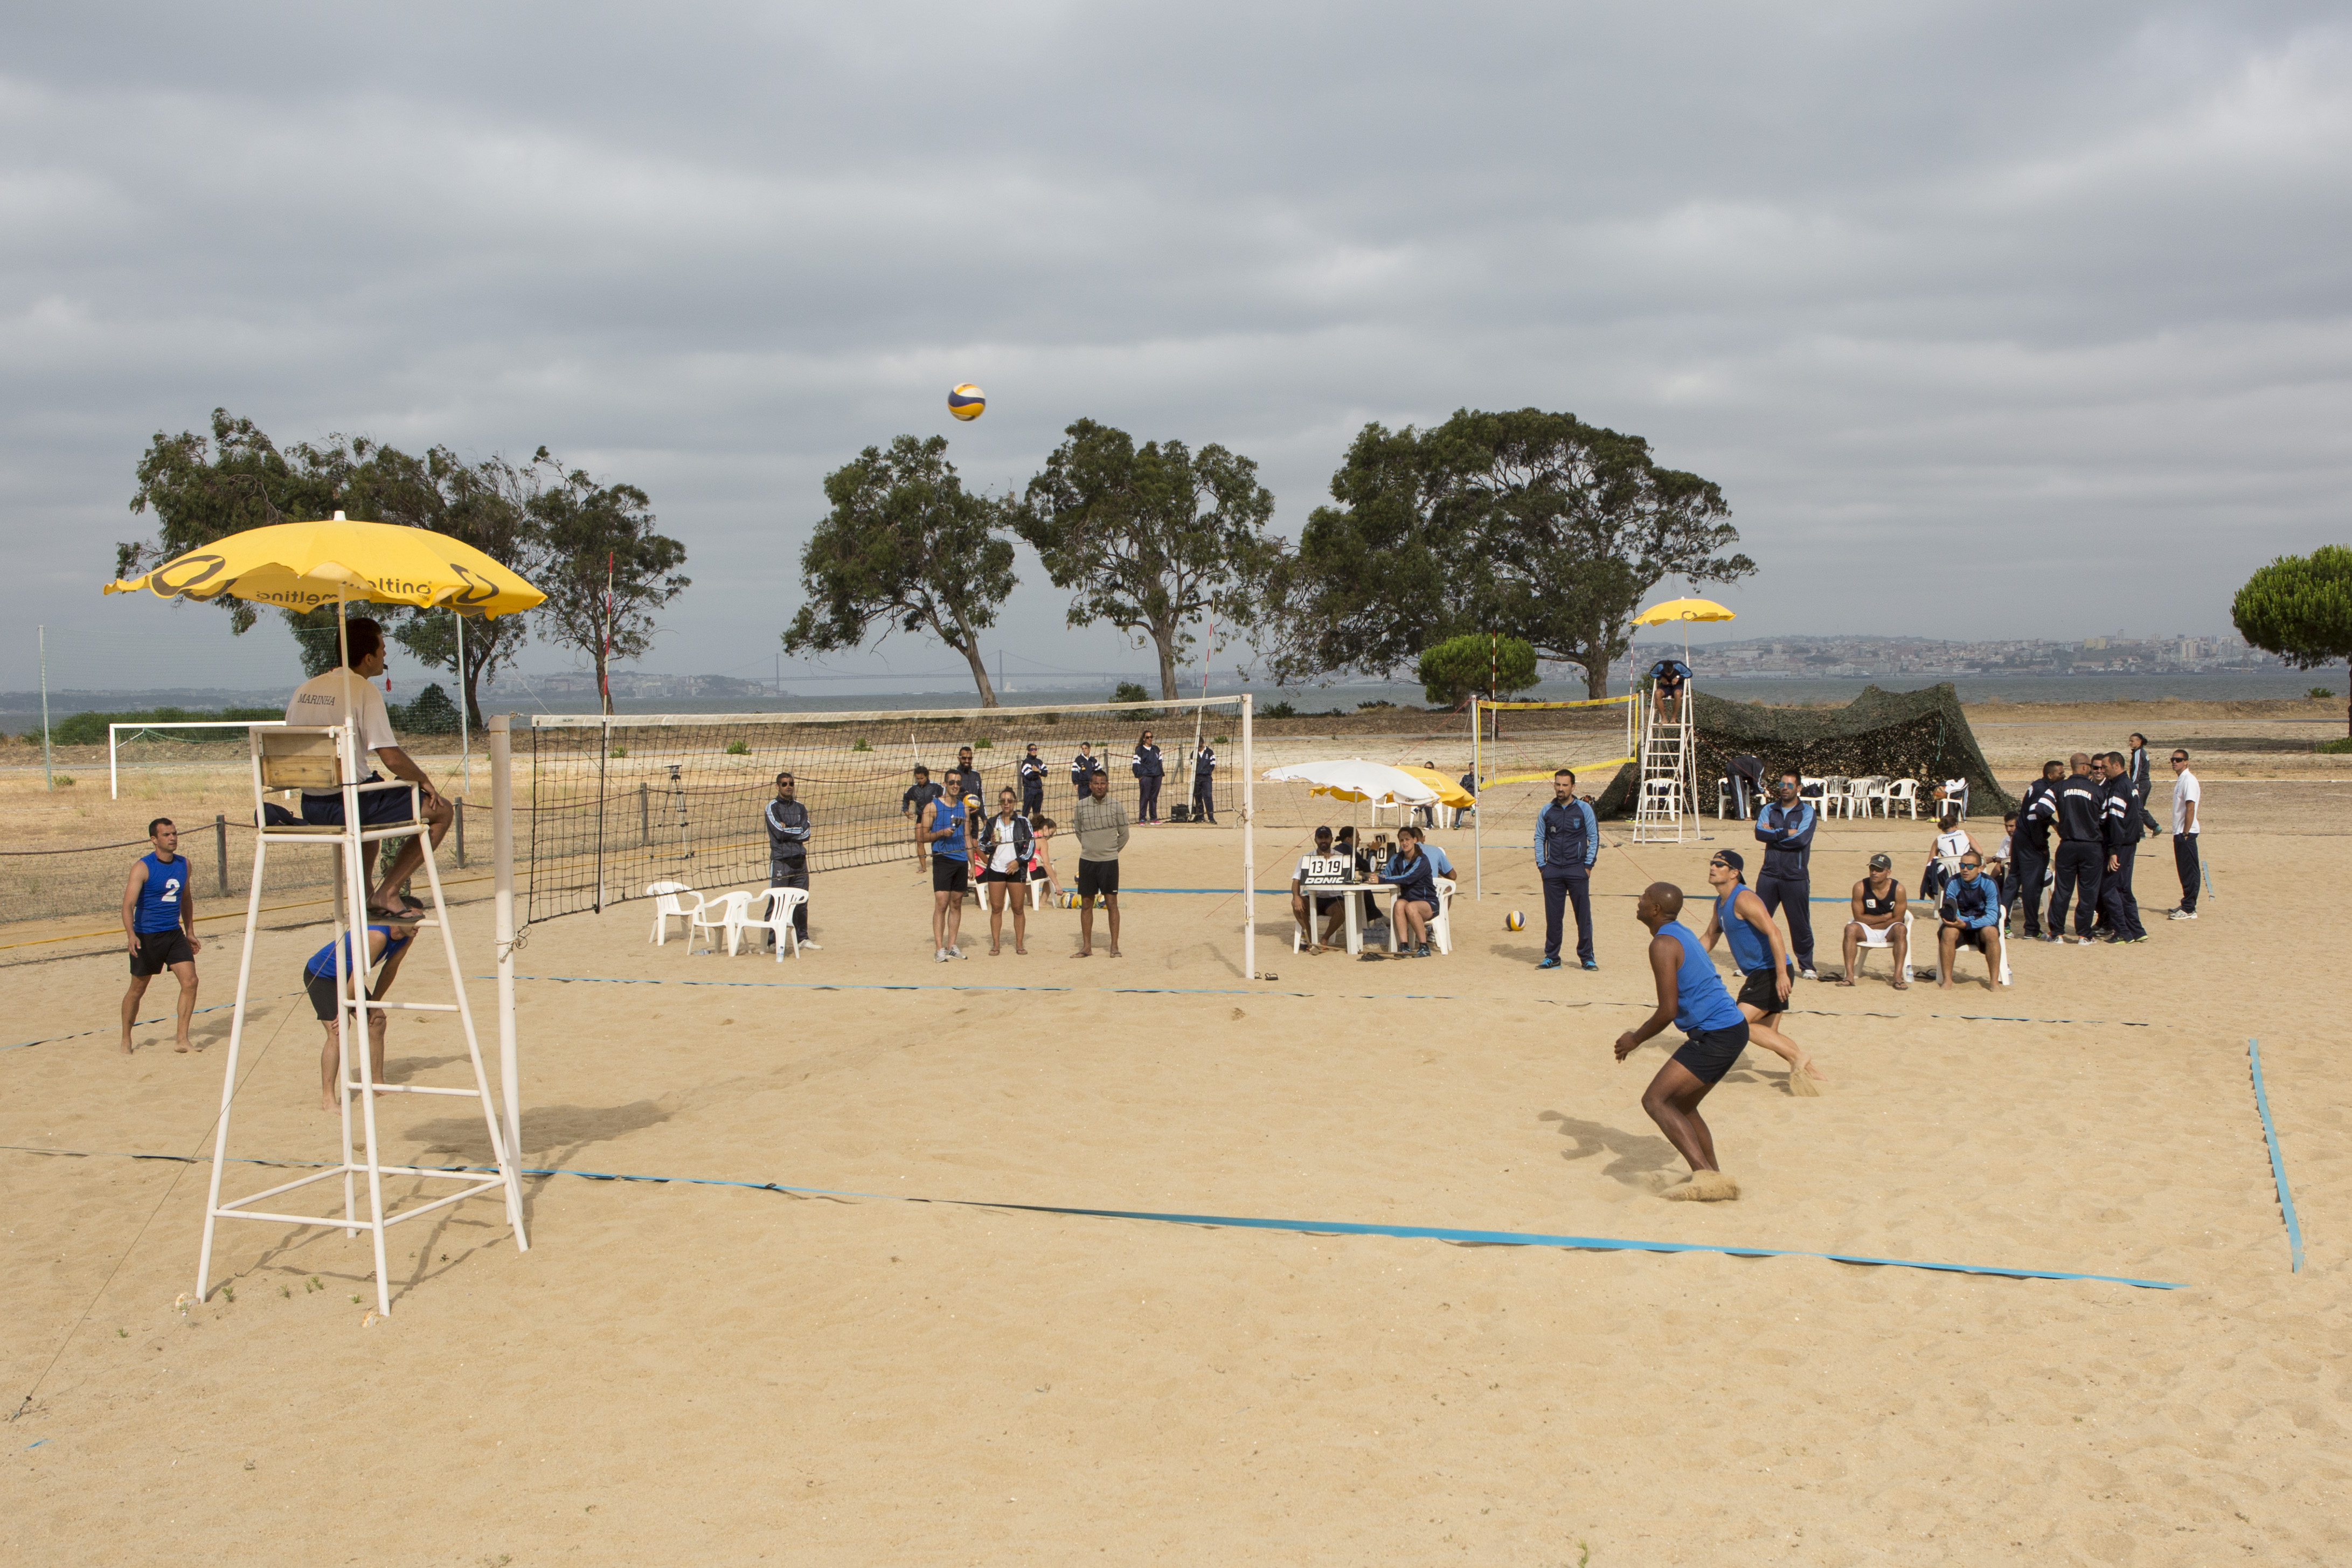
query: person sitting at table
[
  {"left": 1289, "top": 825, "right": 1350, "bottom": 953},
  {"left": 1377, "top": 825, "right": 1443, "bottom": 958}
]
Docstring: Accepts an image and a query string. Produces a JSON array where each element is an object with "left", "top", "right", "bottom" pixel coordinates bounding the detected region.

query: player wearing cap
[{"left": 1840, "top": 852, "right": 1911, "bottom": 988}]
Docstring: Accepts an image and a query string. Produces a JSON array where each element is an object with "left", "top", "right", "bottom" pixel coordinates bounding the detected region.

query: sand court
[{"left": 4, "top": 788, "right": 2346, "bottom": 1563}]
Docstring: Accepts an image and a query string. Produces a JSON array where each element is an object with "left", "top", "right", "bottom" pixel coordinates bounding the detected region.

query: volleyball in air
[
  {"left": 1505, "top": 910, "right": 1526, "bottom": 932},
  {"left": 948, "top": 384, "right": 986, "bottom": 421}
]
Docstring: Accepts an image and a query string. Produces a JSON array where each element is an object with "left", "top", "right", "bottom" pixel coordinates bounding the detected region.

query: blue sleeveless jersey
[
  {"left": 933, "top": 796, "right": 968, "bottom": 861},
  {"left": 305, "top": 924, "right": 412, "bottom": 979},
  {"left": 1663, "top": 920, "right": 1744, "bottom": 1033},
  {"left": 1716, "top": 884, "right": 1773, "bottom": 974},
  {"left": 134, "top": 851, "right": 186, "bottom": 934}
]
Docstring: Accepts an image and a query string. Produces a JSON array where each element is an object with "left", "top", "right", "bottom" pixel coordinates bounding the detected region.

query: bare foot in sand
[
  {"left": 1107, "top": 947, "right": 1122, "bottom": 958},
  {"left": 1661, "top": 1170, "right": 1740, "bottom": 1202}
]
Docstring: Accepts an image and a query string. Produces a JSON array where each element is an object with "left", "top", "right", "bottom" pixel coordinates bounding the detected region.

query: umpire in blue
[
  {"left": 1754, "top": 769, "right": 1819, "bottom": 980},
  {"left": 763, "top": 771, "right": 816, "bottom": 949},
  {"left": 2097, "top": 748, "right": 2147, "bottom": 942},
  {"left": 1534, "top": 768, "right": 1598, "bottom": 970},
  {"left": 1191, "top": 743, "right": 1217, "bottom": 824}
]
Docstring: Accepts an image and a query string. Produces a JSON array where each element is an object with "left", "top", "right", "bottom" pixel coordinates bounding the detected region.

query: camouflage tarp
[{"left": 1595, "top": 683, "right": 2017, "bottom": 820}]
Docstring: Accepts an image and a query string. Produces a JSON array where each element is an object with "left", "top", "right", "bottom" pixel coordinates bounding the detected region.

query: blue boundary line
[
  {"left": 0, "top": 1142, "right": 2187, "bottom": 1291},
  {"left": 2247, "top": 1037, "right": 2304, "bottom": 1273}
]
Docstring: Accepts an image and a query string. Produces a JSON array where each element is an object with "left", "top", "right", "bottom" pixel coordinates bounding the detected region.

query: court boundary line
[{"left": 2246, "top": 1038, "right": 2305, "bottom": 1273}]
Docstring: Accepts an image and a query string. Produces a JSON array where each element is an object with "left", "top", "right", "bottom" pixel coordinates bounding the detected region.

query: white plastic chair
[
  {"left": 648, "top": 882, "right": 706, "bottom": 946},
  {"left": 1932, "top": 924, "right": 2010, "bottom": 987},
  {"left": 1427, "top": 875, "right": 1455, "bottom": 955},
  {"left": 689, "top": 890, "right": 754, "bottom": 956},
  {"left": 1821, "top": 776, "right": 1854, "bottom": 818},
  {"left": 737, "top": 887, "right": 807, "bottom": 960},
  {"left": 1850, "top": 776, "right": 1888, "bottom": 818},
  {"left": 1883, "top": 779, "right": 1921, "bottom": 820},
  {"left": 1849, "top": 911, "right": 1912, "bottom": 981}
]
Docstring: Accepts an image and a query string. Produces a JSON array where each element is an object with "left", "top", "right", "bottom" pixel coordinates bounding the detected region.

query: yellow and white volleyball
[
  {"left": 948, "top": 384, "right": 986, "bottom": 421},
  {"left": 1505, "top": 910, "right": 1526, "bottom": 932}
]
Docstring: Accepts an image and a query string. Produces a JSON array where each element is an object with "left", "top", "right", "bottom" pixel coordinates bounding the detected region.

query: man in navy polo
[
  {"left": 1534, "top": 768, "right": 1598, "bottom": 970},
  {"left": 1754, "top": 769, "right": 1819, "bottom": 981}
]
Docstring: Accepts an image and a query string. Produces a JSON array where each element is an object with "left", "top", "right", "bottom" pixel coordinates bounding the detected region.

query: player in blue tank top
[
  {"left": 304, "top": 922, "right": 417, "bottom": 1111},
  {"left": 924, "top": 768, "right": 974, "bottom": 960},
  {"left": 1612, "top": 882, "right": 1750, "bottom": 1198},
  {"left": 120, "top": 817, "right": 202, "bottom": 1054},
  {"left": 1699, "top": 851, "right": 1826, "bottom": 1089}
]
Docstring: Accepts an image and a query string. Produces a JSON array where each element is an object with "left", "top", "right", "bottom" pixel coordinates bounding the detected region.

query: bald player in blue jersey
[{"left": 1613, "top": 881, "right": 1750, "bottom": 1199}]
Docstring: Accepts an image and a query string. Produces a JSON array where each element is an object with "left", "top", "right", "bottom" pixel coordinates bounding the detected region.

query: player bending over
[
  {"left": 121, "top": 817, "right": 201, "bottom": 1053},
  {"left": 1612, "top": 882, "right": 1748, "bottom": 1200},
  {"left": 1700, "top": 851, "right": 1826, "bottom": 1086},
  {"left": 305, "top": 921, "right": 415, "bottom": 1112}
]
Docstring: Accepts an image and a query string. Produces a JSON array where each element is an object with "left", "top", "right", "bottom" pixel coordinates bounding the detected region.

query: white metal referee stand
[
  {"left": 196, "top": 717, "right": 525, "bottom": 1317},
  {"left": 1632, "top": 685, "right": 1698, "bottom": 844}
]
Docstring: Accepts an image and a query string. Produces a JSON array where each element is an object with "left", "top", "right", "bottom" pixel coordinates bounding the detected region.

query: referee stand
[
  {"left": 1632, "top": 682, "right": 1698, "bottom": 844},
  {"left": 195, "top": 718, "right": 525, "bottom": 1319}
]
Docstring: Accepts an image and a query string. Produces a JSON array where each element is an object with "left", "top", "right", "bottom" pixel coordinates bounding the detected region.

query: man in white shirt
[
  {"left": 283, "top": 617, "right": 452, "bottom": 920},
  {"left": 2166, "top": 748, "right": 2202, "bottom": 920}
]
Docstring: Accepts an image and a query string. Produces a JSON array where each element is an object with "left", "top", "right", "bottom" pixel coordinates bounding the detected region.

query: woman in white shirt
[{"left": 976, "top": 788, "right": 1035, "bottom": 955}]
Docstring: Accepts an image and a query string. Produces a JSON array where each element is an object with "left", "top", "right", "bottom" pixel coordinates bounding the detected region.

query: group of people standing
[{"left": 2009, "top": 734, "right": 2200, "bottom": 944}]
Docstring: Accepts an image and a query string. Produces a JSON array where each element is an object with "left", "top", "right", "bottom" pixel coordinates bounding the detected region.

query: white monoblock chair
[
  {"left": 736, "top": 887, "right": 808, "bottom": 960},
  {"left": 1883, "top": 779, "right": 1922, "bottom": 820},
  {"left": 1849, "top": 911, "right": 1913, "bottom": 982},
  {"left": 1383, "top": 876, "right": 1455, "bottom": 955},
  {"left": 648, "top": 882, "right": 706, "bottom": 946},
  {"left": 1933, "top": 925, "right": 2011, "bottom": 988},
  {"left": 689, "top": 890, "right": 755, "bottom": 956},
  {"left": 1821, "top": 776, "right": 1855, "bottom": 818},
  {"left": 1855, "top": 777, "right": 1890, "bottom": 818}
]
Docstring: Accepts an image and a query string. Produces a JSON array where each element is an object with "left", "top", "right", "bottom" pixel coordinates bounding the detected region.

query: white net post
[
  {"left": 1241, "top": 692, "right": 1255, "bottom": 981},
  {"left": 1470, "top": 696, "right": 1482, "bottom": 900},
  {"left": 491, "top": 712, "right": 525, "bottom": 1235}
]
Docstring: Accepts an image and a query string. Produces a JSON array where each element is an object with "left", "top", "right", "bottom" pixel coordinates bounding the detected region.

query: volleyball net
[
  {"left": 1470, "top": 694, "right": 1638, "bottom": 790},
  {"left": 522, "top": 696, "right": 1251, "bottom": 925}
]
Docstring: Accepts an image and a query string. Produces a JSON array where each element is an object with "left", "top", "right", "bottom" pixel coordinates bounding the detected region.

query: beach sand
[{"left": 3, "top": 761, "right": 2347, "bottom": 1563}]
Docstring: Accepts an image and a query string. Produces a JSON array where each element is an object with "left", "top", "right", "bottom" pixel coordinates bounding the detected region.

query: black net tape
[{"left": 1594, "top": 683, "right": 2018, "bottom": 820}]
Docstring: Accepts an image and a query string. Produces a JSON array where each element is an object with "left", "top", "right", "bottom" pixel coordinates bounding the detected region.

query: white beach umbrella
[{"left": 1260, "top": 758, "right": 1441, "bottom": 806}]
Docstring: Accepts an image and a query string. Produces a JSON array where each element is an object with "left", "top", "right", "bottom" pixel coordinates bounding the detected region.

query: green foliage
[
  {"left": 2234, "top": 545, "right": 2352, "bottom": 734},
  {"left": 52, "top": 774, "right": 76, "bottom": 787},
  {"left": 724, "top": 738, "right": 751, "bottom": 756},
  {"left": 387, "top": 684, "right": 460, "bottom": 734},
  {"left": 1253, "top": 408, "right": 1749, "bottom": 698},
  {"left": 530, "top": 463, "right": 689, "bottom": 716},
  {"left": 1014, "top": 419, "right": 1278, "bottom": 699},
  {"left": 2311, "top": 686, "right": 2336, "bottom": 700},
  {"left": 1264, "top": 699, "right": 1295, "bottom": 718},
  {"left": 609, "top": 746, "right": 628, "bottom": 759},
  {"left": 2316, "top": 735, "right": 2352, "bottom": 754},
  {"left": 973, "top": 738, "right": 993, "bottom": 749},
  {"left": 1418, "top": 633, "right": 1537, "bottom": 707},
  {"left": 785, "top": 435, "right": 1015, "bottom": 708},
  {"left": 52, "top": 705, "right": 283, "bottom": 746},
  {"left": 1112, "top": 681, "right": 1150, "bottom": 705},
  {"left": 852, "top": 737, "right": 872, "bottom": 752}
]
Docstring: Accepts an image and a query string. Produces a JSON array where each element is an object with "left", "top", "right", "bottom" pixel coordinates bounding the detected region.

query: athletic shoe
[
  {"left": 1536, "top": 956, "right": 1562, "bottom": 970},
  {"left": 1413, "top": 942, "right": 1431, "bottom": 958},
  {"left": 798, "top": 939, "right": 822, "bottom": 949},
  {"left": 1581, "top": 959, "right": 1599, "bottom": 971},
  {"left": 947, "top": 945, "right": 965, "bottom": 959},
  {"left": 2168, "top": 909, "right": 2197, "bottom": 921},
  {"left": 1799, "top": 968, "right": 1819, "bottom": 982},
  {"left": 934, "top": 948, "right": 950, "bottom": 962},
  {"left": 2069, "top": 936, "right": 2098, "bottom": 945},
  {"left": 2033, "top": 932, "right": 2059, "bottom": 943}
]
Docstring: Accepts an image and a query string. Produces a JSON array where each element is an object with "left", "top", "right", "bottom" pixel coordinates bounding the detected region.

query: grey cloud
[{"left": 4, "top": 2, "right": 2348, "bottom": 691}]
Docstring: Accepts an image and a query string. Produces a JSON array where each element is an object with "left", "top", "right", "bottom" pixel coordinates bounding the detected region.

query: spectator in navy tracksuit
[
  {"left": 1754, "top": 770, "right": 1818, "bottom": 979},
  {"left": 1533, "top": 768, "right": 1598, "bottom": 970},
  {"left": 2097, "top": 749, "right": 2146, "bottom": 942},
  {"left": 1130, "top": 730, "right": 1164, "bottom": 822},
  {"left": 1070, "top": 744, "right": 1100, "bottom": 801},
  {"left": 1191, "top": 744, "right": 1217, "bottom": 823},
  {"left": 762, "top": 772, "right": 814, "bottom": 948},
  {"left": 2011, "top": 761, "right": 2064, "bottom": 939},
  {"left": 2127, "top": 733, "right": 2161, "bottom": 836},
  {"left": 1018, "top": 744, "right": 1048, "bottom": 817},
  {"left": 2045, "top": 753, "right": 2105, "bottom": 941}
]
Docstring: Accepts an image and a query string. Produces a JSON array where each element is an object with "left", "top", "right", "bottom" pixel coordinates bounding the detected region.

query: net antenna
[{"left": 514, "top": 692, "right": 1259, "bottom": 978}]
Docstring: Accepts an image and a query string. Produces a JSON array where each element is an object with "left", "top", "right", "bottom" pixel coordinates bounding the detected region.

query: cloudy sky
[{"left": 5, "top": 2, "right": 2347, "bottom": 696}]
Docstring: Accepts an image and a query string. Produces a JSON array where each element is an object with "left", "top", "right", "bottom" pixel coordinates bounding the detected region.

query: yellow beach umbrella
[
  {"left": 1396, "top": 765, "right": 1475, "bottom": 810},
  {"left": 104, "top": 513, "right": 544, "bottom": 620},
  {"left": 1631, "top": 594, "right": 1735, "bottom": 665}
]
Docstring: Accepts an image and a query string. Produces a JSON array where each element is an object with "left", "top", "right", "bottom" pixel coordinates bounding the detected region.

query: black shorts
[
  {"left": 1076, "top": 859, "right": 1119, "bottom": 899},
  {"left": 1949, "top": 925, "right": 1990, "bottom": 952},
  {"left": 306, "top": 969, "right": 350, "bottom": 1021},
  {"left": 1736, "top": 969, "right": 1785, "bottom": 1015},
  {"left": 301, "top": 775, "right": 417, "bottom": 829},
  {"left": 977, "top": 866, "right": 1023, "bottom": 885},
  {"left": 130, "top": 929, "right": 193, "bottom": 976},
  {"left": 932, "top": 858, "right": 970, "bottom": 894},
  {"left": 1670, "top": 1020, "right": 1751, "bottom": 1085}
]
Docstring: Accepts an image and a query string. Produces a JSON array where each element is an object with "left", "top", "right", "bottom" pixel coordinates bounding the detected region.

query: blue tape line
[
  {"left": 0, "top": 1143, "right": 2186, "bottom": 1291},
  {"left": 483, "top": 975, "right": 1461, "bottom": 1001},
  {"left": 4, "top": 993, "right": 302, "bottom": 1053},
  {"left": 2247, "top": 1038, "right": 2304, "bottom": 1273}
]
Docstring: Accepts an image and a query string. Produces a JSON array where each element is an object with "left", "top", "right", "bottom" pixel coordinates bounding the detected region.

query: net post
[
  {"left": 1470, "top": 697, "right": 1482, "bottom": 900},
  {"left": 491, "top": 713, "right": 522, "bottom": 1195},
  {"left": 110, "top": 721, "right": 120, "bottom": 800},
  {"left": 1241, "top": 692, "right": 1255, "bottom": 981}
]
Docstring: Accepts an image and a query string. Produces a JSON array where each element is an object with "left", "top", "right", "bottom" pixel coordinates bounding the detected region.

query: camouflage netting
[{"left": 1595, "top": 683, "right": 2018, "bottom": 820}]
